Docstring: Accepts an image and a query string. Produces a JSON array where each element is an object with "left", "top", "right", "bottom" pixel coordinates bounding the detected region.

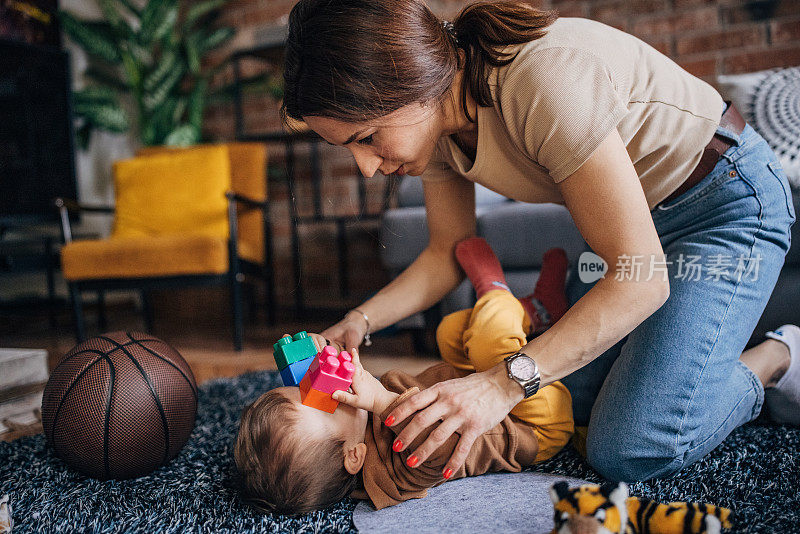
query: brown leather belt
[{"left": 659, "top": 101, "right": 746, "bottom": 206}]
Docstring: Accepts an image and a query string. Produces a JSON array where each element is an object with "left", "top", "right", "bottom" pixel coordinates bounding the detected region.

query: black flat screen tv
[{"left": 0, "top": 38, "right": 77, "bottom": 226}]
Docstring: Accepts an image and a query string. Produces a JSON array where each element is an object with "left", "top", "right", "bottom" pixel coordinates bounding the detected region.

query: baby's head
[{"left": 234, "top": 386, "right": 369, "bottom": 515}]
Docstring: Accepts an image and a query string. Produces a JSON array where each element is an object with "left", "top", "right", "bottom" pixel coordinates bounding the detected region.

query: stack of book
[{"left": 0, "top": 348, "right": 48, "bottom": 441}]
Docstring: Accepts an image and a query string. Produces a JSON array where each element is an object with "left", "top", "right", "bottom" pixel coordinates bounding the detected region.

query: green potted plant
[{"left": 60, "top": 0, "right": 236, "bottom": 149}]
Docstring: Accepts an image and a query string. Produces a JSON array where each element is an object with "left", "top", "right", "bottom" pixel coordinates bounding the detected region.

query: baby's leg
[
  {"left": 436, "top": 308, "right": 475, "bottom": 372},
  {"left": 463, "top": 289, "right": 574, "bottom": 462}
]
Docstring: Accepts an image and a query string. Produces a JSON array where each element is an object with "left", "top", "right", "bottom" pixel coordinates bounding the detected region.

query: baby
[{"left": 234, "top": 238, "right": 574, "bottom": 514}]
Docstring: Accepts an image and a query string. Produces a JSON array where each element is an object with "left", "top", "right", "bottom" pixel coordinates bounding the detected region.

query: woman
[{"left": 282, "top": 0, "right": 798, "bottom": 482}]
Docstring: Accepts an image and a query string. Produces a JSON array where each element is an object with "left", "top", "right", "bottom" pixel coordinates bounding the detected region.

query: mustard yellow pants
[{"left": 436, "top": 290, "right": 574, "bottom": 463}]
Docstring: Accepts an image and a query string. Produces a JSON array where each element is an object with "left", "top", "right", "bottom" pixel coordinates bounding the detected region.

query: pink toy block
[
  {"left": 299, "top": 377, "right": 339, "bottom": 413},
  {"left": 304, "top": 346, "right": 355, "bottom": 395}
]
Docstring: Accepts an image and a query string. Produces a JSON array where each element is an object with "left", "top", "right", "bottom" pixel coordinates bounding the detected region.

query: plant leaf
[
  {"left": 84, "top": 65, "right": 129, "bottom": 92},
  {"left": 152, "top": 4, "right": 179, "bottom": 43},
  {"left": 173, "top": 98, "right": 188, "bottom": 125},
  {"left": 73, "top": 85, "right": 119, "bottom": 104},
  {"left": 143, "top": 49, "right": 179, "bottom": 92},
  {"left": 185, "top": 32, "right": 201, "bottom": 75},
  {"left": 200, "top": 27, "right": 235, "bottom": 53},
  {"left": 116, "top": 0, "right": 142, "bottom": 18},
  {"left": 140, "top": 0, "right": 178, "bottom": 45},
  {"left": 72, "top": 91, "right": 129, "bottom": 132},
  {"left": 142, "top": 62, "right": 185, "bottom": 112},
  {"left": 96, "top": 0, "right": 133, "bottom": 39},
  {"left": 187, "top": 77, "right": 208, "bottom": 130},
  {"left": 183, "top": 0, "right": 227, "bottom": 31},
  {"left": 164, "top": 124, "right": 200, "bottom": 146},
  {"left": 58, "top": 11, "right": 120, "bottom": 63},
  {"left": 128, "top": 41, "right": 153, "bottom": 67},
  {"left": 149, "top": 96, "right": 180, "bottom": 143}
]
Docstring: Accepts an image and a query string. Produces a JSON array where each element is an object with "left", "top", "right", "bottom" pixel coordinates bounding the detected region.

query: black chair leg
[
  {"left": 264, "top": 267, "right": 275, "bottom": 325},
  {"left": 97, "top": 290, "right": 107, "bottom": 331},
  {"left": 245, "top": 281, "right": 257, "bottom": 323},
  {"left": 230, "top": 272, "right": 244, "bottom": 351},
  {"left": 140, "top": 289, "right": 154, "bottom": 333},
  {"left": 45, "top": 236, "right": 57, "bottom": 329},
  {"left": 69, "top": 282, "right": 86, "bottom": 342}
]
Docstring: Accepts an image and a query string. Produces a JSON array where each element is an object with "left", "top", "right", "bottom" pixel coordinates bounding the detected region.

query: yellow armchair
[{"left": 57, "top": 142, "right": 272, "bottom": 351}]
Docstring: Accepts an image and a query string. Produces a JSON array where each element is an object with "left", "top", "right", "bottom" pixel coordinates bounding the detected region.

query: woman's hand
[
  {"left": 383, "top": 361, "right": 524, "bottom": 477},
  {"left": 332, "top": 348, "right": 397, "bottom": 413},
  {"left": 305, "top": 332, "right": 343, "bottom": 354},
  {"left": 320, "top": 311, "right": 368, "bottom": 352}
]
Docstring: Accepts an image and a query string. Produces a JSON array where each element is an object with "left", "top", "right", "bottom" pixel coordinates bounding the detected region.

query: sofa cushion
[
  {"left": 380, "top": 206, "right": 429, "bottom": 269},
  {"left": 478, "top": 203, "right": 587, "bottom": 269},
  {"left": 61, "top": 234, "right": 228, "bottom": 281},
  {"left": 397, "top": 176, "right": 509, "bottom": 208},
  {"left": 380, "top": 205, "right": 499, "bottom": 269}
]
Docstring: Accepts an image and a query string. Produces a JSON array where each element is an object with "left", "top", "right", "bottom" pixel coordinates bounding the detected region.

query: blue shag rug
[{"left": 1, "top": 369, "right": 798, "bottom": 533}]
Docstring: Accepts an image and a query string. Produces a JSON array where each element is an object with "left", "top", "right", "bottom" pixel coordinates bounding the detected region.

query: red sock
[
  {"left": 455, "top": 237, "right": 509, "bottom": 298},
  {"left": 519, "top": 248, "right": 569, "bottom": 334}
]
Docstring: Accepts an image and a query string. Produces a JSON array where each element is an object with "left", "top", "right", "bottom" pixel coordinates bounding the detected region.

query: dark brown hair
[
  {"left": 233, "top": 389, "right": 357, "bottom": 516},
  {"left": 281, "top": 0, "right": 557, "bottom": 125}
]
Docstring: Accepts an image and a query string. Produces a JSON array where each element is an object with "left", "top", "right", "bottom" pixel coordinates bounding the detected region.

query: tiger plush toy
[{"left": 549, "top": 481, "right": 733, "bottom": 534}]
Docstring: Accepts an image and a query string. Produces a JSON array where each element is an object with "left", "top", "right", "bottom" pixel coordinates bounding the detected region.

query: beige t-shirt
[{"left": 424, "top": 17, "right": 725, "bottom": 210}]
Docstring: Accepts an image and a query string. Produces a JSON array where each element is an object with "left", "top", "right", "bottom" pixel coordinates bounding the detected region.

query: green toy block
[{"left": 273, "top": 331, "right": 318, "bottom": 370}]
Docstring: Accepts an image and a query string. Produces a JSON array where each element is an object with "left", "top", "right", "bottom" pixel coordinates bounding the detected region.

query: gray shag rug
[{"left": 1, "top": 369, "right": 798, "bottom": 533}]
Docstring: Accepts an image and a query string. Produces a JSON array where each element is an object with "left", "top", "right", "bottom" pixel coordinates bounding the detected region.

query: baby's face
[{"left": 277, "top": 386, "right": 369, "bottom": 445}]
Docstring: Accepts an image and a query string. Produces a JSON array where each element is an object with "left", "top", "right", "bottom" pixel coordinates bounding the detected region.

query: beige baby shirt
[{"left": 424, "top": 17, "right": 726, "bottom": 210}]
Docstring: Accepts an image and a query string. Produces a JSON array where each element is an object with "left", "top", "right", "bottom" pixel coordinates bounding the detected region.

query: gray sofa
[{"left": 380, "top": 176, "right": 799, "bottom": 346}]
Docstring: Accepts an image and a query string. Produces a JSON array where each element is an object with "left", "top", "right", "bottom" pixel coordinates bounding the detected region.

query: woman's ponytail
[{"left": 452, "top": 2, "right": 558, "bottom": 121}]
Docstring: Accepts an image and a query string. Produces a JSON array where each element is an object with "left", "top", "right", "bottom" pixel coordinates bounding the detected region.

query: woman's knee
[{"left": 584, "top": 425, "right": 684, "bottom": 482}]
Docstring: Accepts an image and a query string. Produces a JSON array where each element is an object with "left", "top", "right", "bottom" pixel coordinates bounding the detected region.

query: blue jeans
[{"left": 562, "top": 122, "right": 796, "bottom": 482}]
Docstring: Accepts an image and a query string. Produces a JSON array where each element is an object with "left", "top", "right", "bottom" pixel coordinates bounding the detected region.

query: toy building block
[
  {"left": 273, "top": 331, "right": 318, "bottom": 370},
  {"left": 304, "top": 346, "right": 355, "bottom": 394},
  {"left": 279, "top": 357, "right": 315, "bottom": 387},
  {"left": 299, "top": 346, "right": 356, "bottom": 413},
  {"left": 299, "top": 378, "right": 340, "bottom": 413}
]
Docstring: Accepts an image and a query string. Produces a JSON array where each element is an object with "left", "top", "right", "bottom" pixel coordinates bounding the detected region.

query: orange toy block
[{"left": 299, "top": 373, "right": 339, "bottom": 413}]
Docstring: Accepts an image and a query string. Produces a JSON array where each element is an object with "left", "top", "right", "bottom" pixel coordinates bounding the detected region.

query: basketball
[{"left": 41, "top": 332, "right": 197, "bottom": 480}]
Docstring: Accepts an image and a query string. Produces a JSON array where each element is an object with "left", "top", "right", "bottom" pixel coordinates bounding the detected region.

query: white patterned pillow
[{"left": 718, "top": 67, "right": 800, "bottom": 190}]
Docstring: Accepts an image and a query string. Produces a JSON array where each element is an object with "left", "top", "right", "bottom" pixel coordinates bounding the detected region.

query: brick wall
[{"left": 203, "top": 0, "right": 800, "bottom": 311}]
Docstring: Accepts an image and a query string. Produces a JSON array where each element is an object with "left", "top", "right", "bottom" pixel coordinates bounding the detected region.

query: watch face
[{"left": 510, "top": 356, "right": 536, "bottom": 381}]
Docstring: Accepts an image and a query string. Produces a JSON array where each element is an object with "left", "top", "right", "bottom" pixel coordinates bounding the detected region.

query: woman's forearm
[
  {"left": 354, "top": 245, "right": 464, "bottom": 332},
  {"left": 524, "top": 276, "right": 669, "bottom": 387}
]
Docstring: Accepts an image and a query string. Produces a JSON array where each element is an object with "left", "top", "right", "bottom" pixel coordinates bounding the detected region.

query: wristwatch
[{"left": 504, "top": 352, "right": 541, "bottom": 399}]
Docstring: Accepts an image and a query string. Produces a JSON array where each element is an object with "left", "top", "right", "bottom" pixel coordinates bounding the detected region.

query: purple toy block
[{"left": 304, "top": 346, "right": 355, "bottom": 395}]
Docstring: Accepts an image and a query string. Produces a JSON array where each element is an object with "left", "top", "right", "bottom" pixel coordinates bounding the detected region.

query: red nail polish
[
  {"left": 443, "top": 468, "right": 453, "bottom": 479},
  {"left": 392, "top": 439, "right": 403, "bottom": 452},
  {"left": 384, "top": 415, "right": 395, "bottom": 426},
  {"left": 407, "top": 455, "right": 419, "bottom": 467}
]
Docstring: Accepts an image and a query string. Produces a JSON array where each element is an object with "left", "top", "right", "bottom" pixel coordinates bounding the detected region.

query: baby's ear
[{"left": 343, "top": 442, "right": 368, "bottom": 475}]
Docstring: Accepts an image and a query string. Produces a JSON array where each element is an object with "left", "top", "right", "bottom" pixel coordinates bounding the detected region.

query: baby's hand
[{"left": 332, "top": 348, "right": 393, "bottom": 413}]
